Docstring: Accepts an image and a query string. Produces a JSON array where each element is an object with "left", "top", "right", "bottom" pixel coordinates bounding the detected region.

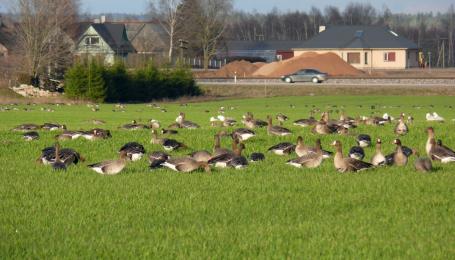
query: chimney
[
  {"left": 319, "top": 25, "right": 326, "bottom": 33},
  {"left": 101, "top": 15, "right": 106, "bottom": 23}
]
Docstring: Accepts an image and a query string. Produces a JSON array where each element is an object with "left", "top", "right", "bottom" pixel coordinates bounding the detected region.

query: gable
[
  {"left": 76, "top": 26, "right": 114, "bottom": 53},
  {"left": 76, "top": 24, "right": 136, "bottom": 55}
]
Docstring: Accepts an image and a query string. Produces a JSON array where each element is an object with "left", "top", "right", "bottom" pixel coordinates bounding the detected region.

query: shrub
[
  {"left": 64, "top": 61, "right": 201, "bottom": 102},
  {"left": 64, "top": 63, "right": 88, "bottom": 98}
]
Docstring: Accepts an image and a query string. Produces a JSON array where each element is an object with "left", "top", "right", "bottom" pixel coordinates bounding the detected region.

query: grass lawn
[{"left": 1, "top": 96, "right": 455, "bottom": 258}]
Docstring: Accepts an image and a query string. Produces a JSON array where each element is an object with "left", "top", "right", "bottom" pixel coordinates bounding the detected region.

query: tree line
[
  {"left": 224, "top": 3, "right": 455, "bottom": 67},
  {"left": 3, "top": 0, "right": 455, "bottom": 84}
]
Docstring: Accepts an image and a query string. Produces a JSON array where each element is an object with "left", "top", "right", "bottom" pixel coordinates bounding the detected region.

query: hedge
[{"left": 64, "top": 61, "right": 201, "bottom": 102}]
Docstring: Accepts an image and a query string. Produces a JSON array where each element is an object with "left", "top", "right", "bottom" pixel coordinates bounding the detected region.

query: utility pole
[{"left": 178, "top": 39, "right": 188, "bottom": 64}]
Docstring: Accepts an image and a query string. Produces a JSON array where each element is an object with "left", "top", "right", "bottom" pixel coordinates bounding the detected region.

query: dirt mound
[
  {"left": 253, "top": 52, "right": 362, "bottom": 77},
  {"left": 213, "top": 60, "right": 264, "bottom": 78}
]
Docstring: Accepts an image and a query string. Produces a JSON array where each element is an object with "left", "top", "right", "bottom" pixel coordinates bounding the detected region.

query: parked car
[{"left": 281, "top": 69, "right": 328, "bottom": 83}]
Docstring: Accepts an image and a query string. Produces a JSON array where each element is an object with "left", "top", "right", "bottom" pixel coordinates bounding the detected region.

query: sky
[{"left": 78, "top": 0, "right": 453, "bottom": 14}]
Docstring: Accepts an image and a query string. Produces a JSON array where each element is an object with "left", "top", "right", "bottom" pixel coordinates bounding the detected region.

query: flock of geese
[{"left": 11, "top": 106, "right": 455, "bottom": 175}]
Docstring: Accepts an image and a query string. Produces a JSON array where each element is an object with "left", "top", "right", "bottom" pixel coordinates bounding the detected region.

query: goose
[
  {"left": 276, "top": 113, "right": 288, "bottom": 125},
  {"left": 217, "top": 115, "right": 237, "bottom": 127},
  {"left": 426, "top": 112, "right": 445, "bottom": 122},
  {"left": 231, "top": 128, "right": 256, "bottom": 141},
  {"left": 149, "top": 151, "right": 170, "bottom": 169},
  {"left": 295, "top": 136, "right": 311, "bottom": 157},
  {"left": 428, "top": 138, "right": 455, "bottom": 163},
  {"left": 161, "top": 157, "right": 211, "bottom": 173},
  {"left": 91, "top": 119, "right": 106, "bottom": 125},
  {"left": 41, "top": 123, "right": 66, "bottom": 131},
  {"left": 407, "top": 115, "right": 414, "bottom": 124},
  {"left": 151, "top": 129, "right": 164, "bottom": 145},
  {"left": 242, "top": 112, "right": 268, "bottom": 129},
  {"left": 229, "top": 155, "right": 249, "bottom": 169},
  {"left": 81, "top": 129, "right": 112, "bottom": 140},
  {"left": 23, "top": 131, "right": 39, "bottom": 141},
  {"left": 149, "top": 119, "right": 161, "bottom": 129},
  {"left": 371, "top": 139, "right": 386, "bottom": 166},
  {"left": 163, "top": 138, "right": 187, "bottom": 151},
  {"left": 426, "top": 127, "right": 435, "bottom": 156},
  {"left": 208, "top": 141, "right": 246, "bottom": 168},
  {"left": 413, "top": 149, "right": 433, "bottom": 172},
  {"left": 267, "top": 116, "right": 292, "bottom": 136},
  {"left": 55, "top": 131, "right": 83, "bottom": 140},
  {"left": 268, "top": 142, "right": 295, "bottom": 155},
  {"left": 152, "top": 129, "right": 186, "bottom": 151},
  {"left": 356, "top": 134, "right": 372, "bottom": 148},
  {"left": 287, "top": 139, "right": 324, "bottom": 168},
  {"left": 13, "top": 123, "right": 40, "bottom": 131},
  {"left": 349, "top": 146, "right": 365, "bottom": 160},
  {"left": 293, "top": 111, "right": 317, "bottom": 127},
  {"left": 161, "top": 129, "right": 178, "bottom": 135},
  {"left": 119, "top": 142, "right": 146, "bottom": 161},
  {"left": 250, "top": 153, "right": 265, "bottom": 162},
  {"left": 38, "top": 146, "right": 84, "bottom": 166},
  {"left": 176, "top": 112, "right": 200, "bottom": 129},
  {"left": 394, "top": 114, "right": 408, "bottom": 135},
  {"left": 88, "top": 151, "right": 129, "bottom": 175},
  {"left": 51, "top": 143, "right": 67, "bottom": 171},
  {"left": 213, "top": 132, "right": 233, "bottom": 156},
  {"left": 332, "top": 140, "right": 373, "bottom": 173},
  {"left": 312, "top": 119, "right": 338, "bottom": 135},
  {"left": 189, "top": 150, "right": 212, "bottom": 163},
  {"left": 385, "top": 145, "right": 413, "bottom": 165},
  {"left": 121, "top": 120, "right": 149, "bottom": 130},
  {"left": 390, "top": 139, "right": 408, "bottom": 166}
]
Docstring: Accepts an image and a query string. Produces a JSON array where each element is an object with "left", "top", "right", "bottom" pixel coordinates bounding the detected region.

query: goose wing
[
  {"left": 271, "top": 126, "right": 292, "bottom": 134},
  {"left": 431, "top": 145, "right": 455, "bottom": 160},
  {"left": 345, "top": 158, "right": 373, "bottom": 171},
  {"left": 268, "top": 142, "right": 295, "bottom": 153}
]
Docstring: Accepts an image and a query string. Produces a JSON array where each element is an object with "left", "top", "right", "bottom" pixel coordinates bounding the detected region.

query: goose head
[
  {"left": 393, "top": 139, "right": 402, "bottom": 146},
  {"left": 331, "top": 140, "right": 341, "bottom": 149},
  {"left": 199, "top": 162, "right": 211, "bottom": 173},
  {"left": 426, "top": 127, "right": 435, "bottom": 138}
]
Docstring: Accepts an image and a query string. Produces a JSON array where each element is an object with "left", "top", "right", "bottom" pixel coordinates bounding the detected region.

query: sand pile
[
  {"left": 253, "top": 52, "right": 362, "bottom": 77},
  {"left": 213, "top": 60, "right": 264, "bottom": 78}
]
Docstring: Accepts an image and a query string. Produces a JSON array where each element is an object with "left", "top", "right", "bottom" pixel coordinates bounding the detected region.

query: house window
[
  {"left": 85, "top": 36, "right": 100, "bottom": 46},
  {"left": 364, "top": 52, "right": 368, "bottom": 65},
  {"left": 384, "top": 52, "right": 396, "bottom": 62},
  {"left": 347, "top": 52, "right": 360, "bottom": 64}
]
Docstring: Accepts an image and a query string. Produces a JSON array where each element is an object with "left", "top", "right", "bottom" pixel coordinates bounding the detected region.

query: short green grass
[{"left": 1, "top": 96, "right": 455, "bottom": 258}]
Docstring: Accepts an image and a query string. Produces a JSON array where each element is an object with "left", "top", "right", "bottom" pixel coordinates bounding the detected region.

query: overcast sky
[{"left": 78, "top": 0, "right": 453, "bottom": 14}]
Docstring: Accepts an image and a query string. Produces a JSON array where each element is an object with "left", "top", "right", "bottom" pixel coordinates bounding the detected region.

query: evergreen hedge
[{"left": 64, "top": 61, "right": 201, "bottom": 102}]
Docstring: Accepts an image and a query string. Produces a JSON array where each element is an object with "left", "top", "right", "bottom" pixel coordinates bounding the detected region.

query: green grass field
[{"left": 1, "top": 96, "right": 455, "bottom": 258}]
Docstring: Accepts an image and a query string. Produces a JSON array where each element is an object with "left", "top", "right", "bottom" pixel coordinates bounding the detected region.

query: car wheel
[
  {"left": 312, "top": 77, "right": 319, "bottom": 84},
  {"left": 285, "top": 77, "right": 293, "bottom": 83}
]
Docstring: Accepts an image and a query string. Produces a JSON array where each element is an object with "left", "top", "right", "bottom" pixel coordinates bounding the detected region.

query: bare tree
[
  {"left": 149, "top": 0, "right": 183, "bottom": 62},
  {"left": 12, "top": 0, "right": 79, "bottom": 82},
  {"left": 182, "top": 0, "right": 232, "bottom": 70}
]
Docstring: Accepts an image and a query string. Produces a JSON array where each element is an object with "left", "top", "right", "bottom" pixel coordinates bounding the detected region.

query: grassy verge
[{"left": 1, "top": 96, "right": 455, "bottom": 258}]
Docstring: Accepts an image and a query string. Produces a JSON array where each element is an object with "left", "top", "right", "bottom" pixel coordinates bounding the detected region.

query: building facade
[
  {"left": 74, "top": 23, "right": 136, "bottom": 64},
  {"left": 293, "top": 26, "right": 419, "bottom": 70}
]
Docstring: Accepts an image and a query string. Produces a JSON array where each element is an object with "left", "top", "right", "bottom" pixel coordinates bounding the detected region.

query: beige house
[{"left": 293, "top": 26, "right": 419, "bottom": 70}]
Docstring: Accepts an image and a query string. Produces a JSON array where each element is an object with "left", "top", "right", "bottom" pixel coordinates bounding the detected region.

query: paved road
[{"left": 197, "top": 78, "right": 455, "bottom": 87}]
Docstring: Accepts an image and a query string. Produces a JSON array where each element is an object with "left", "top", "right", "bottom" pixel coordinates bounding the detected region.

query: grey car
[{"left": 281, "top": 69, "right": 328, "bottom": 83}]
